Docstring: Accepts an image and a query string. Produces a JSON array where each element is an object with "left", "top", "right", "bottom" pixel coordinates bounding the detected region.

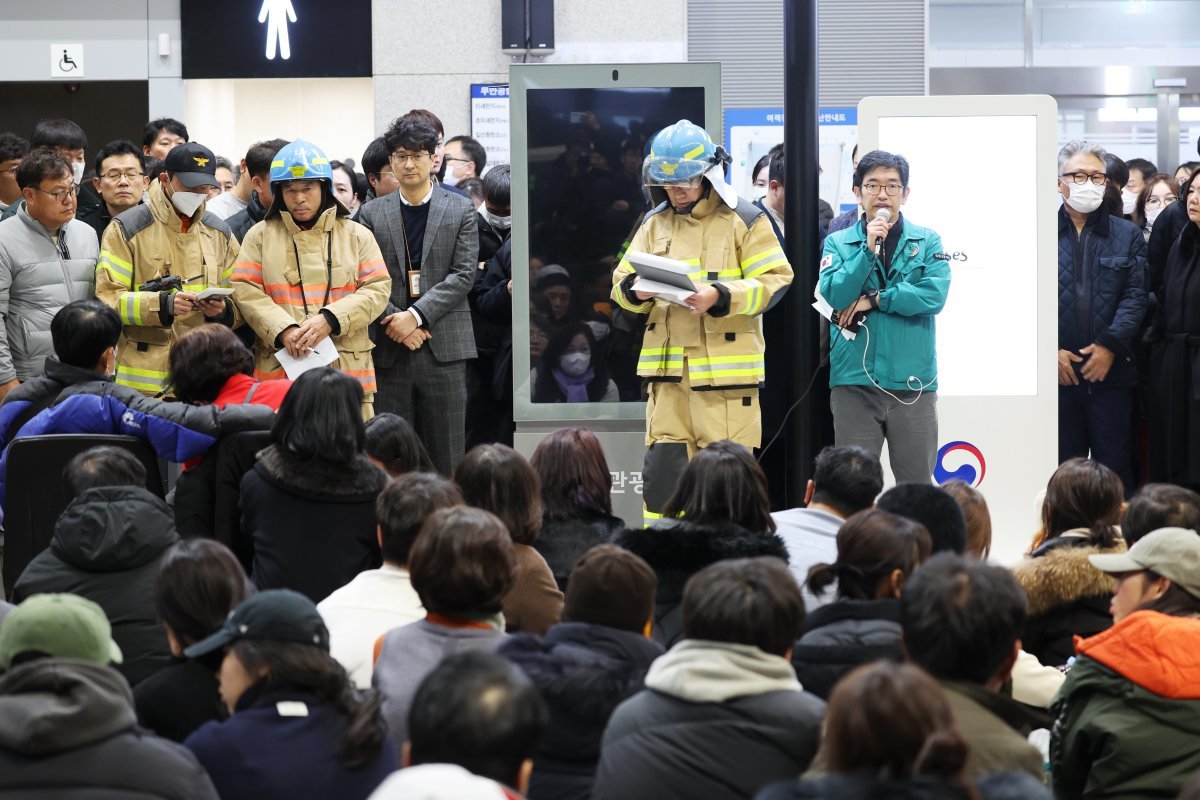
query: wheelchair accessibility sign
[{"left": 50, "top": 43, "right": 85, "bottom": 78}]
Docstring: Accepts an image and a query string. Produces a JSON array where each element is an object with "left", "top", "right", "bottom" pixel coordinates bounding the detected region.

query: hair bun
[{"left": 913, "top": 729, "right": 970, "bottom": 778}]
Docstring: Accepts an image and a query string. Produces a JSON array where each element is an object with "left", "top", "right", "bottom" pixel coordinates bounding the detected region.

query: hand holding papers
[
  {"left": 627, "top": 251, "right": 697, "bottom": 306},
  {"left": 275, "top": 336, "right": 340, "bottom": 380}
]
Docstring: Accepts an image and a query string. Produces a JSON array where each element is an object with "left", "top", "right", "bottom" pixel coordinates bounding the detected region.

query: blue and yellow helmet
[
  {"left": 269, "top": 139, "right": 333, "bottom": 186},
  {"left": 643, "top": 120, "right": 718, "bottom": 187}
]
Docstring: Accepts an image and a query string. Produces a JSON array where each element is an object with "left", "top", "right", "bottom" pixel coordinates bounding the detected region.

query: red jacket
[{"left": 212, "top": 373, "right": 292, "bottom": 410}]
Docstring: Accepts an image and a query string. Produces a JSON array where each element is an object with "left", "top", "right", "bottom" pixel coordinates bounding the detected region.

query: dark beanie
[{"left": 563, "top": 544, "right": 656, "bottom": 633}]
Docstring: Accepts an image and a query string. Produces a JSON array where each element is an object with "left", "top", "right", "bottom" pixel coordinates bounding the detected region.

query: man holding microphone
[{"left": 817, "top": 150, "right": 950, "bottom": 484}]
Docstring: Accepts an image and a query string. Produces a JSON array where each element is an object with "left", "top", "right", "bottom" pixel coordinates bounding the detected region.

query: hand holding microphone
[{"left": 867, "top": 208, "right": 892, "bottom": 260}]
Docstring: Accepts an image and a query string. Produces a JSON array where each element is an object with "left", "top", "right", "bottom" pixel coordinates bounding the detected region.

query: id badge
[{"left": 408, "top": 269, "right": 422, "bottom": 298}]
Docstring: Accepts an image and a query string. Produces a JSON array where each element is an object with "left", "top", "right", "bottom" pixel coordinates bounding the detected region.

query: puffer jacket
[
  {"left": 95, "top": 180, "right": 239, "bottom": 396},
  {"left": 227, "top": 190, "right": 268, "bottom": 243},
  {"left": 1057, "top": 206, "right": 1148, "bottom": 387},
  {"left": 12, "top": 485, "right": 179, "bottom": 686},
  {"left": 1011, "top": 533, "right": 1124, "bottom": 667},
  {"left": 0, "top": 378, "right": 276, "bottom": 517},
  {"left": 611, "top": 191, "right": 792, "bottom": 390},
  {"left": 0, "top": 658, "right": 219, "bottom": 799},
  {"left": 789, "top": 598, "right": 903, "bottom": 700},
  {"left": 231, "top": 202, "right": 390, "bottom": 403},
  {"left": 499, "top": 622, "right": 665, "bottom": 800},
  {"left": 0, "top": 207, "right": 97, "bottom": 383},
  {"left": 818, "top": 214, "right": 950, "bottom": 391},
  {"left": 615, "top": 522, "right": 790, "bottom": 648},
  {"left": 1051, "top": 611, "right": 1200, "bottom": 799},
  {"left": 0, "top": 358, "right": 103, "bottom": 448},
  {"left": 593, "top": 640, "right": 825, "bottom": 800}
]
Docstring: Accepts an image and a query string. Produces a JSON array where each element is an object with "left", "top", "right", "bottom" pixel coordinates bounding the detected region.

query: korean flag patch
[{"left": 819, "top": 254, "right": 833, "bottom": 271}]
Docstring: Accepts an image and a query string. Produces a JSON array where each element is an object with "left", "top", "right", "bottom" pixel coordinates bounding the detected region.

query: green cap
[
  {"left": 184, "top": 589, "right": 329, "bottom": 658},
  {"left": 0, "top": 593, "right": 123, "bottom": 669}
]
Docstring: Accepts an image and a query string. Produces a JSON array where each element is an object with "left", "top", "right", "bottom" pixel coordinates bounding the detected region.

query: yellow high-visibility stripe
[
  {"left": 690, "top": 355, "right": 764, "bottom": 366},
  {"left": 121, "top": 293, "right": 142, "bottom": 326},
  {"left": 117, "top": 365, "right": 169, "bottom": 379},
  {"left": 743, "top": 256, "right": 790, "bottom": 279},
  {"left": 741, "top": 246, "right": 784, "bottom": 268},
  {"left": 640, "top": 347, "right": 685, "bottom": 356},
  {"left": 682, "top": 144, "right": 706, "bottom": 159},
  {"left": 689, "top": 367, "right": 765, "bottom": 379},
  {"left": 98, "top": 253, "right": 134, "bottom": 285}
]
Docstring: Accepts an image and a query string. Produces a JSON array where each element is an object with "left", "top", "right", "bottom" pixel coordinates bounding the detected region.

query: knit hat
[
  {"left": 0, "top": 593, "right": 123, "bottom": 669},
  {"left": 563, "top": 544, "right": 656, "bottom": 633}
]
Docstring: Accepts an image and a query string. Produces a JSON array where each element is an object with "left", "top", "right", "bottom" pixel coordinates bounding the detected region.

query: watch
[{"left": 866, "top": 289, "right": 880, "bottom": 310}]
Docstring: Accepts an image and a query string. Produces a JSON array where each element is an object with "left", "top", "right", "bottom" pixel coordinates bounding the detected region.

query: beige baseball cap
[{"left": 1089, "top": 527, "right": 1200, "bottom": 599}]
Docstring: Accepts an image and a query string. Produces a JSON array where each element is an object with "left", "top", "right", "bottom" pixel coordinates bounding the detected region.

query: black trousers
[{"left": 1059, "top": 382, "right": 1135, "bottom": 495}]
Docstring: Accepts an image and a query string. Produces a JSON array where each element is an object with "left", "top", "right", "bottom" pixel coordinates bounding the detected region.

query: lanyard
[{"left": 291, "top": 233, "right": 333, "bottom": 318}]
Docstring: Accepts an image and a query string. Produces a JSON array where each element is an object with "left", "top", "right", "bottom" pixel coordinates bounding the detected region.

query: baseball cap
[
  {"left": 163, "top": 142, "right": 219, "bottom": 189},
  {"left": 184, "top": 589, "right": 330, "bottom": 658},
  {"left": 1089, "top": 527, "right": 1200, "bottom": 598},
  {"left": 0, "top": 593, "right": 123, "bottom": 669}
]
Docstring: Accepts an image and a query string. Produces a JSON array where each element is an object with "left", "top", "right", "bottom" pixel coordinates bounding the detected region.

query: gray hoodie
[{"left": 0, "top": 658, "right": 218, "bottom": 798}]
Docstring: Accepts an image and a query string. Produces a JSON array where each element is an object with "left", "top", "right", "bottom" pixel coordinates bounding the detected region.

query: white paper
[
  {"left": 812, "top": 288, "right": 856, "bottom": 341},
  {"left": 275, "top": 336, "right": 340, "bottom": 380},
  {"left": 196, "top": 287, "right": 234, "bottom": 301},
  {"left": 632, "top": 277, "right": 695, "bottom": 306}
]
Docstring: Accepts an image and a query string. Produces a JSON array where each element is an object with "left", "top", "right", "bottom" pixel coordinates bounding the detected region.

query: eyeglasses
[
  {"left": 861, "top": 182, "right": 903, "bottom": 196},
  {"left": 0, "top": 165, "right": 18, "bottom": 175},
  {"left": 1061, "top": 172, "right": 1107, "bottom": 186},
  {"left": 32, "top": 184, "right": 80, "bottom": 203},
  {"left": 1145, "top": 195, "right": 1176, "bottom": 209},
  {"left": 444, "top": 156, "right": 470, "bottom": 164},
  {"left": 390, "top": 151, "right": 431, "bottom": 166},
  {"left": 100, "top": 170, "right": 144, "bottom": 183}
]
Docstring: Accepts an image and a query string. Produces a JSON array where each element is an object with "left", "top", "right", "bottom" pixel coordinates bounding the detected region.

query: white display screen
[{"left": 878, "top": 115, "right": 1039, "bottom": 397}]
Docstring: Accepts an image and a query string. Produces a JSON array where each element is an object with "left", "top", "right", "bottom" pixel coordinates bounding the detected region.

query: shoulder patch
[
  {"left": 820, "top": 254, "right": 834, "bottom": 271},
  {"left": 114, "top": 204, "right": 155, "bottom": 240},
  {"left": 733, "top": 198, "right": 765, "bottom": 229}
]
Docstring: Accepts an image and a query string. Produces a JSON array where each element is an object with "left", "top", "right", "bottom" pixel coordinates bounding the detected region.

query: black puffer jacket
[
  {"left": 240, "top": 445, "right": 387, "bottom": 602},
  {"left": 0, "top": 659, "right": 219, "bottom": 799},
  {"left": 535, "top": 514, "right": 625, "bottom": 591},
  {"left": 756, "top": 772, "right": 979, "bottom": 800},
  {"left": 500, "top": 622, "right": 665, "bottom": 800},
  {"left": 790, "top": 598, "right": 903, "bottom": 700},
  {"left": 615, "top": 522, "right": 789, "bottom": 648},
  {"left": 12, "top": 486, "right": 179, "bottom": 686}
]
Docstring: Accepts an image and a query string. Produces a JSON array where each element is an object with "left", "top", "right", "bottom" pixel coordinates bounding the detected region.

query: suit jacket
[{"left": 357, "top": 185, "right": 478, "bottom": 365}]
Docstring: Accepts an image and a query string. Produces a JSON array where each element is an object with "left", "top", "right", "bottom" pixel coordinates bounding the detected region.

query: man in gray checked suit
[{"left": 358, "top": 113, "right": 478, "bottom": 475}]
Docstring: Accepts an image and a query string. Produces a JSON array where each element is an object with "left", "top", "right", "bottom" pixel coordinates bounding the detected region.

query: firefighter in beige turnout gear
[
  {"left": 611, "top": 120, "right": 792, "bottom": 522},
  {"left": 96, "top": 142, "right": 239, "bottom": 397}
]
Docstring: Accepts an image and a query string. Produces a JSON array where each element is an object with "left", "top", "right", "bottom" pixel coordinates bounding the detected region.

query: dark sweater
[
  {"left": 134, "top": 654, "right": 225, "bottom": 743},
  {"left": 400, "top": 201, "right": 430, "bottom": 271}
]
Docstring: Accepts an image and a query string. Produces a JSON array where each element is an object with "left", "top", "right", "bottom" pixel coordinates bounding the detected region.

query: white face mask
[
  {"left": 1121, "top": 188, "right": 1138, "bottom": 215},
  {"left": 1064, "top": 181, "right": 1104, "bottom": 214},
  {"left": 441, "top": 169, "right": 460, "bottom": 188},
  {"left": 482, "top": 209, "right": 511, "bottom": 231},
  {"left": 1146, "top": 206, "right": 1165, "bottom": 226},
  {"left": 71, "top": 162, "right": 85, "bottom": 185},
  {"left": 169, "top": 188, "right": 206, "bottom": 217},
  {"left": 559, "top": 352, "right": 591, "bottom": 378}
]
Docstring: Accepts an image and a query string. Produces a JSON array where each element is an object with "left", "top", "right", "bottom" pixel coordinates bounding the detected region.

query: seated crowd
[{"left": 4, "top": 303, "right": 1200, "bottom": 799}]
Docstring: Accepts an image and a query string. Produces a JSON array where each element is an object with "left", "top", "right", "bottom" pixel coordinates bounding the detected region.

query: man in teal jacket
[{"left": 816, "top": 150, "right": 950, "bottom": 484}]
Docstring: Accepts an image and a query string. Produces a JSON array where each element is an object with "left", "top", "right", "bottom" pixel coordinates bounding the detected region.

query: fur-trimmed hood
[
  {"left": 1012, "top": 536, "right": 1126, "bottom": 617},
  {"left": 254, "top": 444, "right": 387, "bottom": 501},
  {"left": 615, "top": 521, "right": 789, "bottom": 600}
]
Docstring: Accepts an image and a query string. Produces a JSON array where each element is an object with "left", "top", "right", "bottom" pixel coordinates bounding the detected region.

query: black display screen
[
  {"left": 524, "top": 87, "right": 705, "bottom": 404},
  {"left": 182, "top": 0, "right": 372, "bottom": 79}
]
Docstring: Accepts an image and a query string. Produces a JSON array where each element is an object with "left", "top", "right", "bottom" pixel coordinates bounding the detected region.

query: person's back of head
[
  {"left": 376, "top": 472, "right": 463, "bottom": 566},
  {"left": 876, "top": 484, "right": 967, "bottom": 555},
  {"left": 52, "top": 299, "right": 122, "bottom": 371},
  {"left": 483, "top": 164, "right": 511, "bottom": 212},
  {"left": 271, "top": 367, "right": 364, "bottom": 463},
  {"left": 529, "top": 427, "right": 613, "bottom": 523},
  {"left": 407, "top": 651, "right": 548, "bottom": 791},
  {"left": 454, "top": 444, "right": 542, "bottom": 546},
  {"left": 809, "top": 444, "right": 883, "bottom": 517},
  {"left": 806, "top": 509, "right": 931, "bottom": 602},
  {"left": 769, "top": 149, "right": 785, "bottom": 189},
  {"left": 1038, "top": 457, "right": 1123, "bottom": 549},
  {"left": 364, "top": 413, "right": 435, "bottom": 477},
  {"left": 0, "top": 592, "right": 124, "bottom": 671},
  {"left": 682, "top": 557, "right": 802, "bottom": 657},
  {"left": 63, "top": 446, "right": 146, "bottom": 499},
  {"left": 940, "top": 480, "right": 993, "bottom": 560},
  {"left": 823, "top": 661, "right": 970, "bottom": 783},
  {"left": 562, "top": 544, "right": 656, "bottom": 633},
  {"left": 156, "top": 539, "right": 252, "bottom": 651},
  {"left": 663, "top": 440, "right": 775, "bottom": 533},
  {"left": 167, "top": 324, "right": 255, "bottom": 404},
  {"left": 901, "top": 553, "right": 1028, "bottom": 687},
  {"left": 408, "top": 506, "right": 517, "bottom": 617},
  {"left": 1122, "top": 483, "right": 1200, "bottom": 545}
]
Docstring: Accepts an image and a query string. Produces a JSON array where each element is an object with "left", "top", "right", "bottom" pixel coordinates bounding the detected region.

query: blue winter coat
[{"left": 1058, "top": 206, "right": 1148, "bottom": 387}]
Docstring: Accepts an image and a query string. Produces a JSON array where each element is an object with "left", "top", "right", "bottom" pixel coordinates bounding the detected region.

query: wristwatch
[{"left": 865, "top": 289, "right": 880, "bottom": 310}]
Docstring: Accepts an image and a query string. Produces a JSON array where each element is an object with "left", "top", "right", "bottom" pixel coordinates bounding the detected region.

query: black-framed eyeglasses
[
  {"left": 100, "top": 170, "right": 145, "bottom": 182},
  {"left": 1061, "top": 172, "right": 1107, "bottom": 186},
  {"left": 32, "top": 184, "right": 80, "bottom": 202},
  {"left": 390, "top": 151, "right": 431, "bottom": 166},
  {"left": 862, "top": 182, "right": 903, "bottom": 197},
  {"left": 444, "top": 156, "right": 470, "bottom": 163}
]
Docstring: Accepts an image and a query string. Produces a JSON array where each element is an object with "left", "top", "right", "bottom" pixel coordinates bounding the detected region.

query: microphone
[{"left": 872, "top": 208, "right": 891, "bottom": 260}]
